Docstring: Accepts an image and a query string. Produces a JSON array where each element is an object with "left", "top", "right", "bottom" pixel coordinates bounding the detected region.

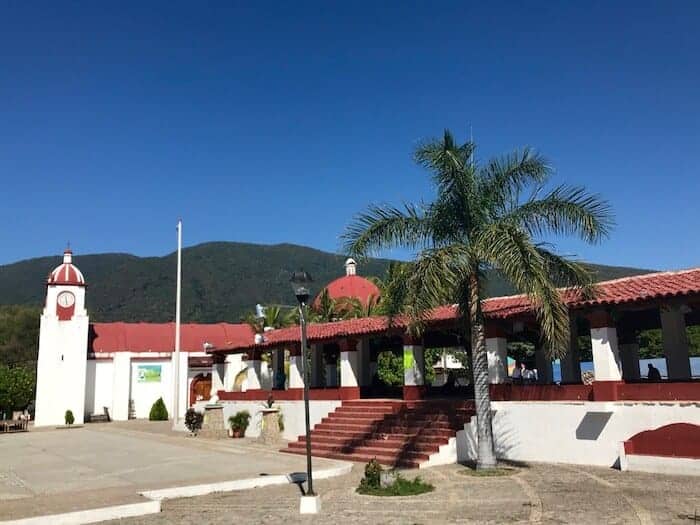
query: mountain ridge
[{"left": 0, "top": 241, "right": 654, "bottom": 324}]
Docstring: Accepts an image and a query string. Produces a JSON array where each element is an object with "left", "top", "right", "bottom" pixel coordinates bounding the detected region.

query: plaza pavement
[
  {"left": 107, "top": 461, "right": 700, "bottom": 525},
  {"left": 0, "top": 420, "right": 344, "bottom": 521}
]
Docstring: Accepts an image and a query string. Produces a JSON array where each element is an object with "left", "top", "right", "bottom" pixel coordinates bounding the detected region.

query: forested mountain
[{"left": 0, "top": 241, "right": 653, "bottom": 323}]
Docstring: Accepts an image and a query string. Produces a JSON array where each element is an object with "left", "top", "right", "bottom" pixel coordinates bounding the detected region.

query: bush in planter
[
  {"left": 64, "top": 409, "right": 75, "bottom": 426},
  {"left": 357, "top": 458, "right": 433, "bottom": 496},
  {"left": 149, "top": 397, "right": 169, "bottom": 421},
  {"left": 228, "top": 410, "right": 251, "bottom": 437},
  {"left": 184, "top": 408, "right": 203, "bottom": 435}
]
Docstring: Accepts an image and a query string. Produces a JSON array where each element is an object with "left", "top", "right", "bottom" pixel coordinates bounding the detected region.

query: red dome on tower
[
  {"left": 47, "top": 249, "right": 86, "bottom": 286},
  {"left": 314, "top": 258, "right": 380, "bottom": 308}
]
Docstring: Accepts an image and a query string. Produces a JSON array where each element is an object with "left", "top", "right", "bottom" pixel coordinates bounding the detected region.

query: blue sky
[{"left": 1, "top": 2, "right": 698, "bottom": 269}]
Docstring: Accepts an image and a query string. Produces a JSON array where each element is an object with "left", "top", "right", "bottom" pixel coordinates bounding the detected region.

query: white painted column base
[
  {"left": 340, "top": 350, "right": 360, "bottom": 388},
  {"left": 300, "top": 495, "right": 321, "bottom": 514},
  {"left": 591, "top": 326, "right": 622, "bottom": 381},
  {"left": 403, "top": 345, "right": 425, "bottom": 386},
  {"left": 289, "top": 355, "right": 304, "bottom": 389},
  {"left": 486, "top": 337, "right": 508, "bottom": 384},
  {"left": 246, "top": 360, "right": 262, "bottom": 390}
]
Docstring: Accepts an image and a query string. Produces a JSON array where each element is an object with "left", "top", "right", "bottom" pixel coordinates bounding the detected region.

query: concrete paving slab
[{"left": 0, "top": 421, "right": 345, "bottom": 521}]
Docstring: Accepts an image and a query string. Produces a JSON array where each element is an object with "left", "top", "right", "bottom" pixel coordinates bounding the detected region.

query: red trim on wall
[
  {"left": 490, "top": 381, "right": 700, "bottom": 402},
  {"left": 623, "top": 423, "right": 700, "bottom": 459},
  {"left": 592, "top": 380, "right": 624, "bottom": 401},
  {"left": 613, "top": 381, "right": 700, "bottom": 401},
  {"left": 217, "top": 387, "right": 349, "bottom": 402},
  {"left": 402, "top": 385, "right": 428, "bottom": 400},
  {"left": 490, "top": 383, "right": 594, "bottom": 401}
]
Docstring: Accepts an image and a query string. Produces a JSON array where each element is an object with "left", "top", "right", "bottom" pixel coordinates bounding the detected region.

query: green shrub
[
  {"left": 184, "top": 408, "right": 203, "bottom": 434},
  {"left": 228, "top": 410, "right": 251, "bottom": 434},
  {"left": 376, "top": 351, "right": 403, "bottom": 387},
  {"left": 358, "top": 458, "right": 383, "bottom": 490},
  {"left": 149, "top": 397, "right": 169, "bottom": 421},
  {"left": 64, "top": 409, "right": 74, "bottom": 426}
]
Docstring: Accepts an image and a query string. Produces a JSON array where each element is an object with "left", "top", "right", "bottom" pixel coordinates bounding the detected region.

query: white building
[{"left": 34, "top": 249, "right": 255, "bottom": 426}]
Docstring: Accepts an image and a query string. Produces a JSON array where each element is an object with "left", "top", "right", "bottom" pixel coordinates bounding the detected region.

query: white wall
[
  {"left": 213, "top": 400, "right": 342, "bottom": 440},
  {"left": 458, "top": 401, "right": 700, "bottom": 467},
  {"left": 129, "top": 360, "right": 173, "bottom": 419},
  {"left": 84, "top": 360, "right": 114, "bottom": 416}
]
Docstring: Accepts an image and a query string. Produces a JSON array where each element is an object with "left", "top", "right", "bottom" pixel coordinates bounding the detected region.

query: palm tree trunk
[{"left": 468, "top": 271, "right": 497, "bottom": 469}]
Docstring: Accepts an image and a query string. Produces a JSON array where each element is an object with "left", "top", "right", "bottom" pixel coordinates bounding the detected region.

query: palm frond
[
  {"left": 414, "top": 130, "right": 476, "bottom": 200},
  {"left": 341, "top": 202, "right": 431, "bottom": 257},
  {"left": 507, "top": 185, "right": 614, "bottom": 243},
  {"left": 535, "top": 246, "right": 596, "bottom": 299},
  {"left": 475, "top": 223, "right": 570, "bottom": 357},
  {"left": 479, "top": 148, "right": 550, "bottom": 211}
]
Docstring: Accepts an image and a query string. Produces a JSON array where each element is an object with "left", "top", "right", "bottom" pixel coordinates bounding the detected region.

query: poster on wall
[{"left": 137, "top": 365, "right": 162, "bottom": 383}]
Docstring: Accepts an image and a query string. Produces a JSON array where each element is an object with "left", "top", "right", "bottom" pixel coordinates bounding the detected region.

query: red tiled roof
[
  {"left": 90, "top": 322, "right": 255, "bottom": 353},
  {"left": 213, "top": 268, "right": 700, "bottom": 352},
  {"left": 314, "top": 275, "right": 380, "bottom": 308}
]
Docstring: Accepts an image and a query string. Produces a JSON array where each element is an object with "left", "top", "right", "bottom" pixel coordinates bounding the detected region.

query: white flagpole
[{"left": 172, "top": 219, "right": 183, "bottom": 429}]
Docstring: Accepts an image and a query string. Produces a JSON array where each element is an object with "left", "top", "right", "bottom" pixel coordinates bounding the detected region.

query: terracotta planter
[{"left": 230, "top": 428, "right": 243, "bottom": 438}]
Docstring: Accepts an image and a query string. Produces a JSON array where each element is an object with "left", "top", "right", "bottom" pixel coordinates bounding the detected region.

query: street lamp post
[{"left": 290, "top": 270, "right": 320, "bottom": 513}]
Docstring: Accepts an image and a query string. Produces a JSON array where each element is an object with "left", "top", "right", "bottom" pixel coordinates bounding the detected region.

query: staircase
[{"left": 282, "top": 399, "right": 474, "bottom": 468}]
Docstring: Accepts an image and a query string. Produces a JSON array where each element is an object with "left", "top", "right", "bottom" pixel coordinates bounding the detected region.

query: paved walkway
[
  {"left": 0, "top": 421, "right": 342, "bottom": 520},
  {"left": 108, "top": 462, "right": 699, "bottom": 524}
]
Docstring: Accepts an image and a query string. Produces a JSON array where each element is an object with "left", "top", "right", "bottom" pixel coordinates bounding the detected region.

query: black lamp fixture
[{"left": 290, "top": 270, "right": 313, "bottom": 305}]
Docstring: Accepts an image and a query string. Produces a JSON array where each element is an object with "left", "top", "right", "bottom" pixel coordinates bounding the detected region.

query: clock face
[{"left": 57, "top": 291, "right": 75, "bottom": 308}]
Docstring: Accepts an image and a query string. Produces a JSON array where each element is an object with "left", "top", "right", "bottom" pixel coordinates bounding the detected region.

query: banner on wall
[{"left": 137, "top": 365, "right": 162, "bottom": 383}]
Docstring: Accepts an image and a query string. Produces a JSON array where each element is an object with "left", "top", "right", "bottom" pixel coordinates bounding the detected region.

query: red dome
[
  {"left": 47, "top": 249, "right": 86, "bottom": 286},
  {"left": 317, "top": 274, "right": 380, "bottom": 307}
]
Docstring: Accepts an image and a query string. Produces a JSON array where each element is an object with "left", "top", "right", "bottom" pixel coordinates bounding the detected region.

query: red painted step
[{"left": 281, "top": 399, "right": 474, "bottom": 468}]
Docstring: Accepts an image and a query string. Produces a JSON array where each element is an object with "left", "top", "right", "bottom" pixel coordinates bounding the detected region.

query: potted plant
[{"left": 228, "top": 410, "right": 250, "bottom": 438}]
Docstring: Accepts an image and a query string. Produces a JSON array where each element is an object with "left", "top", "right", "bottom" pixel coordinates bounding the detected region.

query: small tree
[
  {"left": 149, "top": 397, "right": 168, "bottom": 421},
  {"left": 0, "top": 365, "right": 34, "bottom": 415},
  {"left": 64, "top": 409, "right": 74, "bottom": 426}
]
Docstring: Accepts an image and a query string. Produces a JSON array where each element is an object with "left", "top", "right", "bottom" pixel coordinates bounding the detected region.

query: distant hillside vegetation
[{"left": 0, "top": 242, "right": 654, "bottom": 323}]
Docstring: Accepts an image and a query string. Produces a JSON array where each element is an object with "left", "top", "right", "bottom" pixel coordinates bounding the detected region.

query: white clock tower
[{"left": 34, "top": 248, "right": 90, "bottom": 426}]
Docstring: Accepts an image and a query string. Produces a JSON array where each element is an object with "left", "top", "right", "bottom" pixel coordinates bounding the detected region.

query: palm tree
[
  {"left": 241, "top": 304, "right": 295, "bottom": 332},
  {"left": 342, "top": 130, "right": 612, "bottom": 468}
]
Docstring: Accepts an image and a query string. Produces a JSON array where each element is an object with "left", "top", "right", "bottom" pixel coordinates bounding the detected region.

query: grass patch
[
  {"left": 357, "top": 475, "right": 434, "bottom": 496},
  {"left": 457, "top": 466, "right": 517, "bottom": 477}
]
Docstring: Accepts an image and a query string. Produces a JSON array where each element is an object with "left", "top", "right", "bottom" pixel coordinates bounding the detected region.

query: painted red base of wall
[
  {"left": 623, "top": 423, "right": 700, "bottom": 459},
  {"left": 490, "top": 381, "right": 700, "bottom": 402},
  {"left": 490, "top": 383, "right": 593, "bottom": 401},
  {"left": 592, "top": 380, "right": 624, "bottom": 401},
  {"left": 402, "top": 385, "right": 427, "bottom": 400},
  {"left": 217, "top": 387, "right": 350, "bottom": 401}
]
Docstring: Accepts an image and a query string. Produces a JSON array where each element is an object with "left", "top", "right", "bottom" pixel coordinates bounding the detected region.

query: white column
[
  {"left": 620, "top": 343, "right": 641, "bottom": 381},
  {"left": 176, "top": 352, "right": 188, "bottom": 420},
  {"left": 590, "top": 325, "right": 622, "bottom": 381},
  {"left": 660, "top": 305, "right": 691, "bottom": 380},
  {"left": 403, "top": 343, "right": 425, "bottom": 386},
  {"left": 534, "top": 348, "right": 553, "bottom": 384},
  {"left": 340, "top": 348, "right": 360, "bottom": 388},
  {"left": 223, "top": 353, "right": 243, "bottom": 391},
  {"left": 486, "top": 337, "right": 508, "bottom": 384},
  {"left": 289, "top": 353, "right": 304, "bottom": 389},
  {"left": 111, "top": 352, "right": 131, "bottom": 421},
  {"left": 246, "top": 359, "right": 262, "bottom": 390}
]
